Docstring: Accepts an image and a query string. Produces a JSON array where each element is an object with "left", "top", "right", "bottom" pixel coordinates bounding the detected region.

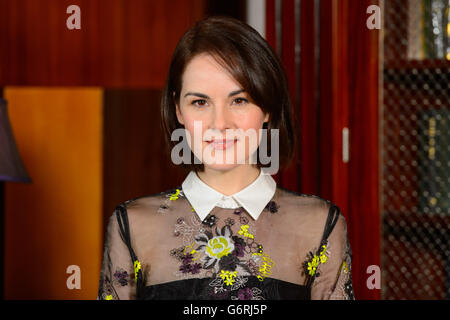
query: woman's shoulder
[
  {"left": 275, "top": 186, "right": 335, "bottom": 212},
  {"left": 274, "top": 186, "right": 347, "bottom": 240},
  {"left": 116, "top": 186, "right": 185, "bottom": 217}
]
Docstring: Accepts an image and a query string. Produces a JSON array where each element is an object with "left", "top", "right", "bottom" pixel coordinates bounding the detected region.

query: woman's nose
[{"left": 211, "top": 104, "right": 232, "bottom": 131}]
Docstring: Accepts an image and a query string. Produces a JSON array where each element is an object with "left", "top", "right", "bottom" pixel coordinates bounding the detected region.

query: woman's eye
[
  {"left": 191, "top": 98, "right": 248, "bottom": 107},
  {"left": 233, "top": 97, "right": 248, "bottom": 105},
  {"left": 192, "top": 99, "right": 207, "bottom": 107}
]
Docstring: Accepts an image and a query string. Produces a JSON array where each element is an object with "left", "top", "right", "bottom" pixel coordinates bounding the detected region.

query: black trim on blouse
[{"left": 140, "top": 276, "right": 310, "bottom": 300}]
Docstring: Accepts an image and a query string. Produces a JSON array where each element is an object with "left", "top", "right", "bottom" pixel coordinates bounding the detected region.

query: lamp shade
[{"left": 0, "top": 98, "right": 32, "bottom": 182}]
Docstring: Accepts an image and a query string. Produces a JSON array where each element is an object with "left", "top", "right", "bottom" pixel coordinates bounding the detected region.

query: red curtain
[{"left": 266, "top": 0, "right": 381, "bottom": 300}]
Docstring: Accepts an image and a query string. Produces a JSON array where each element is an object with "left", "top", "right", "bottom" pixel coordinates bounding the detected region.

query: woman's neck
[{"left": 196, "top": 165, "right": 261, "bottom": 196}]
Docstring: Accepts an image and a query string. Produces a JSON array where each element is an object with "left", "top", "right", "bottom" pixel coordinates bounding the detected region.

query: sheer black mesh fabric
[{"left": 97, "top": 187, "right": 354, "bottom": 300}]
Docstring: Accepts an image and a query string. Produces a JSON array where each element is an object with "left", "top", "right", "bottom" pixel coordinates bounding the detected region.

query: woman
[{"left": 97, "top": 16, "right": 354, "bottom": 300}]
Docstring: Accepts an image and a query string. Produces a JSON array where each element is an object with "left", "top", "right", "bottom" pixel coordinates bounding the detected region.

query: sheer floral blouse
[{"left": 97, "top": 170, "right": 354, "bottom": 300}]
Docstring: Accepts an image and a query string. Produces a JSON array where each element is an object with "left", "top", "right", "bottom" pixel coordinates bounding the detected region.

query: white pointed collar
[{"left": 181, "top": 169, "right": 276, "bottom": 221}]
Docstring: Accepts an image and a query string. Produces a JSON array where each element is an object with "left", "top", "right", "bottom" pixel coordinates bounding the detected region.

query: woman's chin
[{"left": 202, "top": 162, "right": 241, "bottom": 172}]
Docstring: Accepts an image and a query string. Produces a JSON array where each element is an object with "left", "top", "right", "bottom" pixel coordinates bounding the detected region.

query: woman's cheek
[{"left": 184, "top": 120, "right": 207, "bottom": 159}]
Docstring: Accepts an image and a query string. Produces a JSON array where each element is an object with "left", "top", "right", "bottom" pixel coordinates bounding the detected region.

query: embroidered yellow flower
[
  {"left": 307, "top": 262, "right": 317, "bottom": 276},
  {"left": 105, "top": 295, "right": 113, "bottom": 300},
  {"left": 307, "top": 255, "right": 320, "bottom": 276},
  {"left": 220, "top": 270, "right": 237, "bottom": 279},
  {"left": 312, "top": 255, "right": 320, "bottom": 267},
  {"left": 206, "top": 236, "right": 234, "bottom": 259},
  {"left": 342, "top": 261, "right": 349, "bottom": 274},
  {"left": 220, "top": 270, "right": 227, "bottom": 279},
  {"left": 170, "top": 189, "right": 180, "bottom": 200},
  {"left": 319, "top": 245, "right": 328, "bottom": 264},
  {"left": 224, "top": 277, "right": 235, "bottom": 286},
  {"left": 238, "top": 224, "right": 254, "bottom": 239},
  {"left": 306, "top": 244, "right": 329, "bottom": 276},
  {"left": 252, "top": 252, "right": 275, "bottom": 281},
  {"left": 220, "top": 270, "right": 237, "bottom": 286},
  {"left": 183, "top": 242, "right": 201, "bottom": 261},
  {"left": 134, "top": 260, "right": 141, "bottom": 281},
  {"left": 307, "top": 265, "right": 315, "bottom": 276}
]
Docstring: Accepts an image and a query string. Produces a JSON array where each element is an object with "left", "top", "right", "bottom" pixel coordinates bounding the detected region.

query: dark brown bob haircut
[{"left": 161, "top": 15, "right": 295, "bottom": 172}]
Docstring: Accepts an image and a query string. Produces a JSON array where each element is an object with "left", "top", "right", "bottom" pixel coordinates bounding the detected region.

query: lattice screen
[{"left": 382, "top": 0, "right": 450, "bottom": 299}]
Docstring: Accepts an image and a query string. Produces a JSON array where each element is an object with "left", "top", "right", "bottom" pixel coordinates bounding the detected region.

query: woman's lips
[{"left": 206, "top": 139, "right": 238, "bottom": 150}]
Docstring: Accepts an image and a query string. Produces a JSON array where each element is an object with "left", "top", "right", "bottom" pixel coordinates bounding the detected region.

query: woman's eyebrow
[{"left": 183, "top": 89, "right": 245, "bottom": 99}]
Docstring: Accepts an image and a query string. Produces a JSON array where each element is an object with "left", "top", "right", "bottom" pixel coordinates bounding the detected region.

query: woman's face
[{"left": 175, "top": 53, "right": 269, "bottom": 171}]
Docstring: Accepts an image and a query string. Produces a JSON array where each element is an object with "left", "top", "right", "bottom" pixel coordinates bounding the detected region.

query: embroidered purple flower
[
  {"left": 219, "top": 253, "right": 240, "bottom": 271},
  {"left": 233, "top": 208, "right": 243, "bottom": 215},
  {"left": 113, "top": 269, "right": 129, "bottom": 286},
  {"left": 179, "top": 263, "right": 192, "bottom": 273},
  {"left": 237, "top": 287, "right": 253, "bottom": 300},
  {"left": 265, "top": 201, "right": 279, "bottom": 213},
  {"left": 232, "top": 236, "right": 245, "bottom": 246},
  {"left": 231, "top": 236, "right": 246, "bottom": 257},
  {"left": 233, "top": 242, "right": 246, "bottom": 257},
  {"left": 182, "top": 253, "right": 194, "bottom": 265},
  {"left": 190, "top": 263, "right": 202, "bottom": 274}
]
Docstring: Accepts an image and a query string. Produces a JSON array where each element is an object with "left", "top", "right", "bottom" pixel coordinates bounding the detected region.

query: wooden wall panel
[
  {"left": 0, "top": 0, "right": 205, "bottom": 87},
  {"left": 0, "top": 0, "right": 245, "bottom": 299},
  {"left": 4, "top": 87, "right": 103, "bottom": 299},
  {"left": 102, "top": 89, "right": 187, "bottom": 235}
]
